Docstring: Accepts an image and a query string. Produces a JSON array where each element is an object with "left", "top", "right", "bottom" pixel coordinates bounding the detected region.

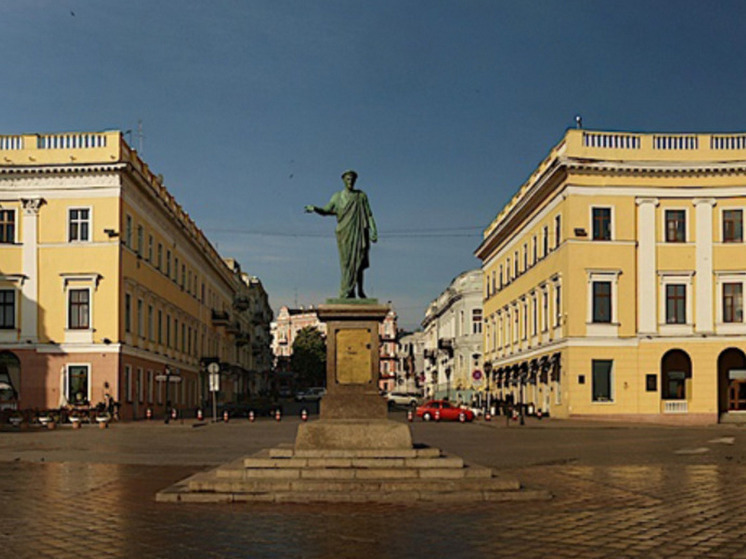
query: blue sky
[{"left": 3, "top": 1, "right": 746, "bottom": 330}]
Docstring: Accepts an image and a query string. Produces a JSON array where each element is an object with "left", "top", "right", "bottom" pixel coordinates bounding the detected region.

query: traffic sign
[
  {"left": 207, "top": 362, "right": 220, "bottom": 374},
  {"left": 209, "top": 371, "right": 220, "bottom": 392}
]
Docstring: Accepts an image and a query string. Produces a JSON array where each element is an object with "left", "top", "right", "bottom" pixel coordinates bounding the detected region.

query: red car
[{"left": 415, "top": 400, "right": 475, "bottom": 422}]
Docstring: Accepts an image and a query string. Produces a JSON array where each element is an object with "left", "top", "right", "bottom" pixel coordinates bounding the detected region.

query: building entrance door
[{"left": 728, "top": 376, "right": 746, "bottom": 411}]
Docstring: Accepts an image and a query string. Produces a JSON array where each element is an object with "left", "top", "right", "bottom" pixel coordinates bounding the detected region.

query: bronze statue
[{"left": 305, "top": 170, "right": 377, "bottom": 299}]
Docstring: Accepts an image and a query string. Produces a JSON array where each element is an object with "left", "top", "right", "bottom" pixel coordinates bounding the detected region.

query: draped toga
[{"left": 316, "top": 188, "right": 376, "bottom": 298}]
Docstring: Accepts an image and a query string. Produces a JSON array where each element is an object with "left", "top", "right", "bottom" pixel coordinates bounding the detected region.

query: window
[
  {"left": 125, "top": 215, "right": 132, "bottom": 247},
  {"left": 157, "top": 310, "right": 163, "bottom": 344},
  {"left": 506, "top": 258, "right": 511, "bottom": 282},
  {"left": 542, "top": 290, "right": 548, "bottom": 332},
  {"left": 136, "top": 225, "right": 143, "bottom": 256},
  {"left": 125, "top": 294, "right": 131, "bottom": 333},
  {"left": 137, "top": 368, "right": 144, "bottom": 403},
  {"left": 68, "top": 208, "right": 90, "bottom": 242},
  {"left": 166, "top": 251, "right": 171, "bottom": 277},
  {"left": 592, "top": 359, "right": 613, "bottom": 402},
  {"left": 68, "top": 289, "right": 90, "bottom": 329},
  {"left": 665, "top": 284, "right": 687, "bottom": 324},
  {"left": 181, "top": 264, "right": 186, "bottom": 288},
  {"left": 137, "top": 299, "right": 143, "bottom": 337},
  {"left": 723, "top": 209, "right": 743, "bottom": 243},
  {"left": 555, "top": 284, "right": 562, "bottom": 327},
  {"left": 67, "top": 365, "right": 89, "bottom": 405},
  {"left": 532, "top": 236, "right": 537, "bottom": 264},
  {"left": 0, "top": 290, "right": 15, "bottom": 329},
  {"left": 147, "top": 370, "right": 154, "bottom": 403},
  {"left": 166, "top": 314, "right": 171, "bottom": 348},
  {"left": 174, "top": 257, "right": 179, "bottom": 282},
  {"left": 543, "top": 226, "right": 549, "bottom": 256},
  {"left": 665, "top": 210, "right": 686, "bottom": 242},
  {"left": 523, "top": 244, "right": 528, "bottom": 270},
  {"left": 124, "top": 365, "right": 132, "bottom": 403},
  {"left": 148, "top": 235, "right": 153, "bottom": 262},
  {"left": 157, "top": 243, "right": 163, "bottom": 270},
  {"left": 592, "top": 282, "right": 611, "bottom": 323},
  {"left": 723, "top": 283, "right": 743, "bottom": 323},
  {"left": 522, "top": 302, "right": 528, "bottom": 340},
  {"left": 0, "top": 210, "right": 15, "bottom": 243},
  {"left": 148, "top": 305, "right": 154, "bottom": 341},
  {"left": 555, "top": 215, "right": 561, "bottom": 248},
  {"left": 498, "top": 265, "right": 503, "bottom": 289},
  {"left": 531, "top": 295, "right": 538, "bottom": 336},
  {"left": 472, "top": 309, "right": 482, "bottom": 335},
  {"left": 592, "top": 208, "right": 612, "bottom": 241},
  {"left": 514, "top": 251, "right": 519, "bottom": 276}
]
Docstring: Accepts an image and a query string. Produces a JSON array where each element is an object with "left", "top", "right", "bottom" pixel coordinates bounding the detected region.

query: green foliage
[{"left": 291, "top": 327, "right": 326, "bottom": 387}]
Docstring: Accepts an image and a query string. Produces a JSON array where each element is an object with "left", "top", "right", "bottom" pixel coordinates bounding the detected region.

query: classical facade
[
  {"left": 476, "top": 128, "right": 746, "bottom": 424},
  {"left": 0, "top": 130, "right": 271, "bottom": 419},
  {"left": 397, "top": 331, "right": 426, "bottom": 394},
  {"left": 421, "top": 270, "right": 483, "bottom": 401}
]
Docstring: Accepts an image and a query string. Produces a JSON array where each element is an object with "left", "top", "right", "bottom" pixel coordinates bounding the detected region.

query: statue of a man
[{"left": 305, "top": 170, "right": 377, "bottom": 299}]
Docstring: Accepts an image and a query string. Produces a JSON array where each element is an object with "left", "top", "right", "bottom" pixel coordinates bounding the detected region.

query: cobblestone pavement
[{"left": 1, "top": 417, "right": 745, "bottom": 558}]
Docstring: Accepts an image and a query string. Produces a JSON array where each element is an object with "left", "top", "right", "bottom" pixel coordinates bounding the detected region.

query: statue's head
[{"left": 341, "top": 170, "right": 358, "bottom": 190}]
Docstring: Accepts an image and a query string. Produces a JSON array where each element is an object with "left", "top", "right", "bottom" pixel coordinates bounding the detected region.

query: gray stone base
[{"left": 295, "top": 419, "right": 412, "bottom": 451}]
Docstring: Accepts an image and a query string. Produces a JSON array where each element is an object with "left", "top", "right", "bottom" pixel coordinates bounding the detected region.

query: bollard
[
  {"left": 301, "top": 408, "right": 308, "bottom": 421},
  {"left": 435, "top": 409, "right": 441, "bottom": 422},
  {"left": 459, "top": 412, "right": 466, "bottom": 423},
  {"left": 248, "top": 410, "right": 255, "bottom": 422},
  {"left": 196, "top": 408, "right": 204, "bottom": 421},
  {"left": 537, "top": 409, "right": 543, "bottom": 420},
  {"left": 407, "top": 409, "right": 413, "bottom": 422},
  {"left": 146, "top": 408, "right": 152, "bottom": 420},
  {"left": 171, "top": 408, "right": 177, "bottom": 420},
  {"left": 223, "top": 410, "right": 229, "bottom": 423},
  {"left": 484, "top": 411, "right": 491, "bottom": 421},
  {"left": 275, "top": 409, "right": 281, "bottom": 422}
]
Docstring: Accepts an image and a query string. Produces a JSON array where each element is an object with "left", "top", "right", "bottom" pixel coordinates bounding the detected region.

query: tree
[{"left": 291, "top": 327, "right": 326, "bottom": 388}]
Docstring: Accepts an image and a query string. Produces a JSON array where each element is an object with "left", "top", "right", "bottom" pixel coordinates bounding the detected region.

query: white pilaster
[
  {"left": 636, "top": 198, "right": 658, "bottom": 334},
  {"left": 20, "top": 198, "right": 43, "bottom": 342},
  {"left": 694, "top": 198, "right": 717, "bottom": 333}
]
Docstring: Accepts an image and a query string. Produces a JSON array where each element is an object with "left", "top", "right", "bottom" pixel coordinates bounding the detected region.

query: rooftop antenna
[
  {"left": 135, "top": 119, "right": 145, "bottom": 153},
  {"left": 575, "top": 115, "right": 583, "bottom": 129}
]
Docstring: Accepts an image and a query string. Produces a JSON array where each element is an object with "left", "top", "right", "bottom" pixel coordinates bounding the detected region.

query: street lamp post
[
  {"left": 483, "top": 361, "right": 493, "bottom": 414},
  {"left": 163, "top": 366, "right": 172, "bottom": 424}
]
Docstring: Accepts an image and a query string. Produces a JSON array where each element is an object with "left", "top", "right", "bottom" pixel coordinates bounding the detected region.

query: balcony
[
  {"left": 235, "top": 332, "right": 250, "bottom": 347},
  {"left": 211, "top": 310, "right": 230, "bottom": 326},
  {"left": 233, "top": 296, "right": 250, "bottom": 312},
  {"left": 225, "top": 321, "right": 241, "bottom": 335}
]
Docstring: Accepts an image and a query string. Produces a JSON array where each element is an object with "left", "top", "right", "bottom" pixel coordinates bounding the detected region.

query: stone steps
[{"left": 156, "top": 445, "right": 551, "bottom": 504}]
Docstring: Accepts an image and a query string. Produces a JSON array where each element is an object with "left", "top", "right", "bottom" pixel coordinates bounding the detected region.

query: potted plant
[{"left": 69, "top": 411, "right": 82, "bottom": 429}]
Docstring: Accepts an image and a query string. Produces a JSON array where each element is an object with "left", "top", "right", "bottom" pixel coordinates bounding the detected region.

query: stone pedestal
[{"left": 295, "top": 302, "right": 413, "bottom": 451}]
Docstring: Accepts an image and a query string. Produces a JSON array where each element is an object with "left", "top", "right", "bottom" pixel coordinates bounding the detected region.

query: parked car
[
  {"left": 384, "top": 391, "right": 421, "bottom": 408},
  {"left": 416, "top": 400, "right": 475, "bottom": 422},
  {"left": 295, "top": 387, "right": 327, "bottom": 402}
]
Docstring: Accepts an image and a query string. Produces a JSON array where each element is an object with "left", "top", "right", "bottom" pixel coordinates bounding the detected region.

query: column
[
  {"left": 20, "top": 198, "right": 43, "bottom": 342},
  {"left": 636, "top": 198, "right": 658, "bottom": 334},
  {"left": 694, "top": 198, "right": 716, "bottom": 333}
]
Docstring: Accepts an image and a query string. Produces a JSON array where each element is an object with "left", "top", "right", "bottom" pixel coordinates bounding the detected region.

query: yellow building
[
  {"left": 0, "top": 131, "right": 271, "bottom": 420},
  {"left": 476, "top": 129, "right": 746, "bottom": 424}
]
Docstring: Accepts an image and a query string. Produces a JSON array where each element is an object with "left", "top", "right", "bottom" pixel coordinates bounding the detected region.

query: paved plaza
[{"left": 1, "top": 414, "right": 745, "bottom": 558}]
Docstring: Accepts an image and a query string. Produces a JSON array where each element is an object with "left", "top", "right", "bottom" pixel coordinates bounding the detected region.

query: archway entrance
[
  {"left": 0, "top": 351, "right": 21, "bottom": 410},
  {"left": 718, "top": 348, "right": 746, "bottom": 414},
  {"left": 661, "top": 349, "right": 691, "bottom": 401}
]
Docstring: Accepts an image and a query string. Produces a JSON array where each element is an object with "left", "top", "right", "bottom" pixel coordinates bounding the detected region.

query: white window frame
[
  {"left": 720, "top": 206, "right": 745, "bottom": 244},
  {"left": 0, "top": 287, "right": 18, "bottom": 336},
  {"left": 590, "top": 205, "right": 614, "bottom": 241},
  {"left": 658, "top": 272, "right": 694, "bottom": 336},
  {"left": 67, "top": 206, "right": 92, "bottom": 243},
  {"left": 66, "top": 363, "right": 91, "bottom": 405},
  {"left": 662, "top": 207, "right": 689, "bottom": 243},
  {"left": 715, "top": 272, "right": 746, "bottom": 335},
  {"left": 0, "top": 208, "right": 17, "bottom": 244},
  {"left": 586, "top": 270, "right": 621, "bottom": 337},
  {"left": 61, "top": 274, "right": 99, "bottom": 344}
]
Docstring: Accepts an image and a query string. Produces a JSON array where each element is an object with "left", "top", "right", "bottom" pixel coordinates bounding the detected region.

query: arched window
[{"left": 661, "top": 349, "right": 691, "bottom": 400}]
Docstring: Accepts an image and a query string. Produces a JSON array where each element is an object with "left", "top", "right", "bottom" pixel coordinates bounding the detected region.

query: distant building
[
  {"left": 0, "top": 130, "right": 271, "bottom": 419},
  {"left": 476, "top": 128, "right": 746, "bottom": 424},
  {"left": 421, "top": 270, "right": 483, "bottom": 401},
  {"left": 397, "top": 331, "right": 426, "bottom": 393}
]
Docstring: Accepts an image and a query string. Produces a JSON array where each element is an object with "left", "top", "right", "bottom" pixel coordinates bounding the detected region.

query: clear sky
[{"left": 3, "top": 0, "right": 746, "bottom": 330}]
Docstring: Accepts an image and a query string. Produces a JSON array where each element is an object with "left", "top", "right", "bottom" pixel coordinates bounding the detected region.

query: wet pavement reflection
[{"left": 2, "top": 460, "right": 746, "bottom": 558}]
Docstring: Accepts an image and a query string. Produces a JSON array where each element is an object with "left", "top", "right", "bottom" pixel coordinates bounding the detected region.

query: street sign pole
[{"left": 207, "top": 362, "right": 220, "bottom": 423}]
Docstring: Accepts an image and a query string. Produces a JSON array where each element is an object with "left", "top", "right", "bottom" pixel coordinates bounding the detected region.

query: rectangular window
[
  {"left": 174, "top": 257, "right": 179, "bottom": 282},
  {"left": 67, "top": 365, "right": 89, "bottom": 405},
  {"left": 532, "top": 296, "right": 538, "bottom": 336},
  {"left": 136, "top": 225, "right": 143, "bottom": 256},
  {"left": 542, "top": 291, "right": 548, "bottom": 332},
  {"left": 174, "top": 319, "right": 179, "bottom": 350},
  {"left": 665, "top": 284, "right": 687, "bottom": 324},
  {"left": 148, "top": 235, "right": 153, "bottom": 262},
  {"left": 592, "top": 281, "right": 611, "bottom": 323},
  {"left": 137, "top": 368, "right": 144, "bottom": 403},
  {"left": 137, "top": 299, "right": 143, "bottom": 337},
  {"left": 532, "top": 236, "right": 537, "bottom": 264},
  {"left": 68, "top": 289, "right": 90, "bottom": 329},
  {"left": 472, "top": 309, "right": 482, "bottom": 335},
  {"left": 592, "top": 208, "right": 611, "bottom": 241},
  {"left": 543, "top": 226, "right": 549, "bottom": 256},
  {"left": 555, "top": 214, "right": 561, "bottom": 248},
  {"left": 0, "top": 210, "right": 15, "bottom": 243},
  {"left": 166, "top": 251, "right": 171, "bottom": 277},
  {"left": 723, "top": 209, "right": 743, "bottom": 243},
  {"left": 147, "top": 370, "right": 154, "bottom": 403},
  {"left": 148, "top": 304, "right": 154, "bottom": 341},
  {"left": 665, "top": 210, "right": 686, "bottom": 243},
  {"left": 166, "top": 315, "right": 171, "bottom": 348},
  {"left": 723, "top": 283, "right": 743, "bottom": 323},
  {"left": 124, "top": 294, "right": 131, "bottom": 333},
  {"left": 498, "top": 265, "right": 503, "bottom": 289},
  {"left": 157, "top": 244, "right": 163, "bottom": 270},
  {"left": 592, "top": 359, "right": 613, "bottom": 402},
  {"left": 523, "top": 244, "right": 528, "bottom": 270},
  {"left": 514, "top": 251, "right": 519, "bottom": 276},
  {"left": 555, "top": 284, "right": 562, "bottom": 326},
  {"left": 181, "top": 264, "right": 186, "bottom": 288},
  {"left": 68, "top": 208, "right": 90, "bottom": 242},
  {"left": 125, "top": 215, "right": 132, "bottom": 247},
  {"left": 0, "top": 290, "right": 15, "bottom": 329},
  {"left": 124, "top": 365, "right": 132, "bottom": 403},
  {"left": 157, "top": 310, "right": 163, "bottom": 344}
]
